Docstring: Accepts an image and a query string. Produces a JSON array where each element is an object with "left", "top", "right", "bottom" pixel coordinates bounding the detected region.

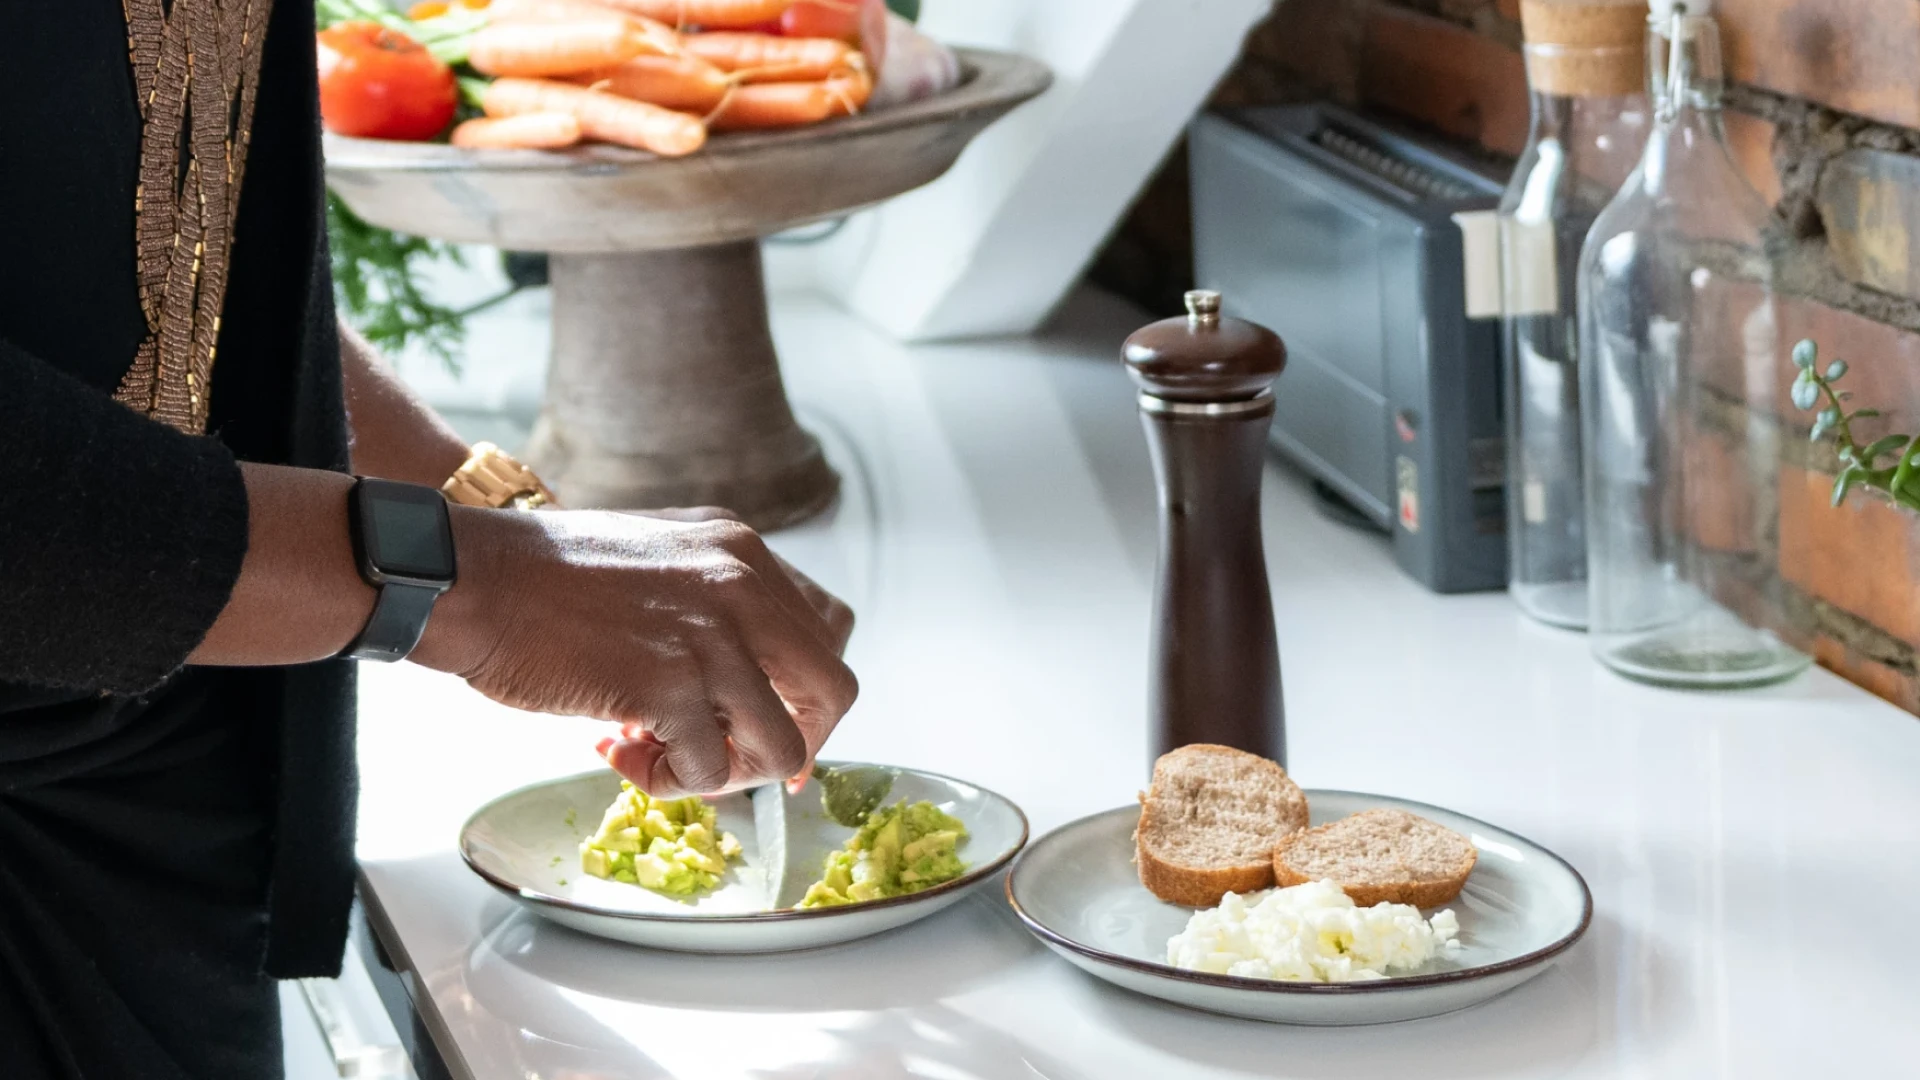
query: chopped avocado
[
  {"left": 579, "top": 782, "right": 741, "bottom": 897},
  {"left": 797, "top": 800, "right": 970, "bottom": 909}
]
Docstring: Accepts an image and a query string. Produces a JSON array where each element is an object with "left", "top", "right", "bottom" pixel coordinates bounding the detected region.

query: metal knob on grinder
[{"left": 1125, "top": 290, "right": 1288, "bottom": 768}]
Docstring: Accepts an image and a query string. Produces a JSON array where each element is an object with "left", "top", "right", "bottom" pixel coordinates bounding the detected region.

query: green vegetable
[
  {"left": 1790, "top": 339, "right": 1920, "bottom": 512},
  {"left": 886, "top": 0, "right": 921, "bottom": 21},
  {"left": 580, "top": 782, "right": 742, "bottom": 897},
  {"left": 316, "top": 0, "right": 490, "bottom": 63},
  {"left": 798, "top": 800, "right": 969, "bottom": 908}
]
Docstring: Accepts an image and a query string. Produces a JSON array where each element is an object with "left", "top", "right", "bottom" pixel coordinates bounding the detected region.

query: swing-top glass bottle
[{"left": 1575, "top": 9, "right": 1810, "bottom": 687}]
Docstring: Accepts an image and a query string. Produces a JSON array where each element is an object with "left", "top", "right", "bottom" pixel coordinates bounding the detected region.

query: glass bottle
[
  {"left": 1576, "top": 11, "right": 1810, "bottom": 687},
  {"left": 1500, "top": 0, "right": 1651, "bottom": 629}
]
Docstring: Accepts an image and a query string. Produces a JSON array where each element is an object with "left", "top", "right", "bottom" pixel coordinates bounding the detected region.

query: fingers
[
  {"left": 568, "top": 509, "right": 856, "bottom": 796},
  {"left": 601, "top": 640, "right": 810, "bottom": 797},
  {"left": 639, "top": 509, "right": 856, "bottom": 655},
  {"left": 607, "top": 678, "right": 733, "bottom": 796},
  {"left": 599, "top": 730, "right": 671, "bottom": 794},
  {"left": 730, "top": 598, "right": 859, "bottom": 774},
  {"left": 697, "top": 519, "right": 852, "bottom": 658},
  {"left": 704, "top": 637, "right": 810, "bottom": 785},
  {"left": 770, "top": 551, "right": 855, "bottom": 656}
]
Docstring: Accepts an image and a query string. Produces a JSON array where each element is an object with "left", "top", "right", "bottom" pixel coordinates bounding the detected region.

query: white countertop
[{"left": 356, "top": 288, "right": 1920, "bottom": 1079}]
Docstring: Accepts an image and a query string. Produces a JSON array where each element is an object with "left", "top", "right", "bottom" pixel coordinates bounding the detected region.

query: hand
[
  {"left": 628, "top": 507, "right": 854, "bottom": 657},
  {"left": 414, "top": 507, "right": 859, "bottom": 798}
]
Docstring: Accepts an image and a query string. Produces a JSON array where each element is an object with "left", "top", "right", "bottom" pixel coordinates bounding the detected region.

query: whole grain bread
[
  {"left": 1135, "top": 745, "right": 1310, "bottom": 908},
  {"left": 1272, "top": 808, "right": 1477, "bottom": 908}
]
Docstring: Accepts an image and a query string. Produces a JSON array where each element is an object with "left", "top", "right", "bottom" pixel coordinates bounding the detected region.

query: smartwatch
[{"left": 343, "top": 478, "right": 457, "bottom": 663}]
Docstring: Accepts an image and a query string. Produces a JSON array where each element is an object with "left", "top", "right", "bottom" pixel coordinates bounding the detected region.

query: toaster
[{"left": 1188, "top": 102, "right": 1508, "bottom": 594}]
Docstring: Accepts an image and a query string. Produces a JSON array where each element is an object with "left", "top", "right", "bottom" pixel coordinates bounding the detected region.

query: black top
[{"left": 0, "top": 0, "right": 356, "bottom": 991}]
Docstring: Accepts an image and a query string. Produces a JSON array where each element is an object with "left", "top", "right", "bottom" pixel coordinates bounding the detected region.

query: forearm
[
  {"left": 338, "top": 320, "right": 470, "bottom": 487},
  {"left": 190, "top": 461, "right": 517, "bottom": 669},
  {"left": 188, "top": 463, "right": 376, "bottom": 665}
]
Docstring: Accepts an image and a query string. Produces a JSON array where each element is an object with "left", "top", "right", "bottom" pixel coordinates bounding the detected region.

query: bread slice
[
  {"left": 1135, "top": 745, "right": 1310, "bottom": 908},
  {"left": 1272, "top": 808, "right": 1477, "bottom": 908}
]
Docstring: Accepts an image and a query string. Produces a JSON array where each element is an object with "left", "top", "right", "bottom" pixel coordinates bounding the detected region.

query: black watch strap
[{"left": 344, "top": 582, "right": 443, "bottom": 663}]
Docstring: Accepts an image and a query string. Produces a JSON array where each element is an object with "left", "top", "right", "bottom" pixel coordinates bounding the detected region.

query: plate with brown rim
[
  {"left": 1005, "top": 791, "right": 1591, "bottom": 1025},
  {"left": 462, "top": 764, "right": 1028, "bottom": 954}
]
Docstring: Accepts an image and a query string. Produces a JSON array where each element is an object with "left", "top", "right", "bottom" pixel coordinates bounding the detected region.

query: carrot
[
  {"left": 409, "top": 0, "right": 491, "bottom": 16},
  {"left": 577, "top": 54, "right": 734, "bottom": 111},
  {"left": 450, "top": 112, "right": 584, "bottom": 148},
  {"left": 707, "top": 67, "right": 868, "bottom": 131},
  {"left": 469, "top": 16, "right": 677, "bottom": 77},
  {"left": 593, "top": 0, "right": 795, "bottom": 31},
  {"left": 681, "top": 32, "right": 860, "bottom": 83},
  {"left": 483, "top": 77, "right": 708, "bottom": 155},
  {"left": 485, "top": 0, "right": 683, "bottom": 52}
]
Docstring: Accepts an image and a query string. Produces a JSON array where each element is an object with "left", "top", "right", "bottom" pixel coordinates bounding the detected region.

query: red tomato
[{"left": 316, "top": 21, "right": 459, "bottom": 141}]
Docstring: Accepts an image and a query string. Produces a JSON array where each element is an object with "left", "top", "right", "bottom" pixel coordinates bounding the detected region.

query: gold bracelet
[{"left": 441, "top": 442, "right": 558, "bottom": 510}]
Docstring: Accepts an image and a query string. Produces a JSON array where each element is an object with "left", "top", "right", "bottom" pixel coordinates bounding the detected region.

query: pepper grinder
[{"left": 1124, "top": 290, "right": 1289, "bottom": 767}]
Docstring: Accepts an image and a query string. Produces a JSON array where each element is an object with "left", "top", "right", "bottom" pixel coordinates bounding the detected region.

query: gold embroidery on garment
[{"left": 115, "top": 0, "right": 275, "bottom": 435}]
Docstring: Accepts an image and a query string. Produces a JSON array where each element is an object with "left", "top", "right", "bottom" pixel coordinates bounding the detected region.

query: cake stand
[{"left": 326, "top": 48, "right": 1050, "bottom": 528}]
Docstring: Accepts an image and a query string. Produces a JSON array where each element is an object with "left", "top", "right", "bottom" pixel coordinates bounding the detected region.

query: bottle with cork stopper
[
  {"left": 1124, "top": 290, "right": 1288, "bottom": 767},
  {"left": 1498, "top": 0, "right": 1651, "bottom": 631}
]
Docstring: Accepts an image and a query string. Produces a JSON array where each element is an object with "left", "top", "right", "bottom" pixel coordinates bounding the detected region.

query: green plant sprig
[
  {"left": 328, "top": 191, "right": 529, "bottom": 371},
  {"left": 1791, "top": 339, "right": 1920, "bottom": 512}
]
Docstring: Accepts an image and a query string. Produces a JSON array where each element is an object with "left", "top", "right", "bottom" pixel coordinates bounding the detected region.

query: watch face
[{"left": 357, "top": 480, "right": 456, "bottom": 584}]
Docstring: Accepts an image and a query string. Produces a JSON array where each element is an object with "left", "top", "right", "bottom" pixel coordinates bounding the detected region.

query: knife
[{"left": 749, "top": 782, "right": 789, "bottom": 910}]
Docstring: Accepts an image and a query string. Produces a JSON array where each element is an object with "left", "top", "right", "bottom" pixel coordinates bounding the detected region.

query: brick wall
[{"left": 1088, "top": 0, "right": 1920, "bottom": 714}]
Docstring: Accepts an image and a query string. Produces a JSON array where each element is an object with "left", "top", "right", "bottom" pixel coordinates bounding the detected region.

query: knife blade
[{"left": 749, "top": 782, "right": 788, "bottom": 910}]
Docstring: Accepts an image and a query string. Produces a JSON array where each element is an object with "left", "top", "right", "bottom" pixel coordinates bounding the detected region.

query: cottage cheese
[{"left": 1165, "top": 880, "right": 1462, "bottom": 982}]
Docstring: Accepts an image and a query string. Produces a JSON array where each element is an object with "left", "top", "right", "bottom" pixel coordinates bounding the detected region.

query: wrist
[{"left": 408, "top": 501, "right": 536, "bottom": 676}]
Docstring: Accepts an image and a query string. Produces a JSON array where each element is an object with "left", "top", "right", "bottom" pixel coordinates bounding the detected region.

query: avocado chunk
[
  {"left": 578, "top": 782, "right": 742, "bottom": 897},
  {"left": 797, "top": 799, "right": 970, "bottom": 909}
]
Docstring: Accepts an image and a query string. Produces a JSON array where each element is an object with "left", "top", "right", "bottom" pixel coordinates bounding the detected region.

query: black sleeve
[{"left": 0, "top": 338, "right": 249, "bottom": 695}]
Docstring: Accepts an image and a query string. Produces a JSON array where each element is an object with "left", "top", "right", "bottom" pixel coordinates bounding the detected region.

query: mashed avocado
[
  {"left": 579, "top": 782, "right": 742, "bottom": 897},
  {"left": 798, "top": 800, "right": 969, "bottom": 908}
]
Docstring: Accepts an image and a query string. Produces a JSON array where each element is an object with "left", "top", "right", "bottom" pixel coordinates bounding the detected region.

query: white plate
[
  {"left": 1006, "top": 790, "right": 1591, "bottom": 1025},
  {"left": 460, "top": 764, "right": 1028, "bottom": 954}
]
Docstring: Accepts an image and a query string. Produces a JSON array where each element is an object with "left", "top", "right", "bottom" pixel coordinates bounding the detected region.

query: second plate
[{"left": 1006, "top": 790, "right": 1591, "bottom": 1025}]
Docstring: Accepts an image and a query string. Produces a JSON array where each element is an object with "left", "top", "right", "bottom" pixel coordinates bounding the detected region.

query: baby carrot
[
  {"left": 707, "top": 67, "right": 868, "bottom": 131},
  {"left": 681, "top": 32, "right": 859, "bottom": 83},
  {"left": 577, "top": 54, "right": 734, "bottom": 111},
  {"left": 450, "top": 111, "right": 584, "bottom": 148},
  {"left": 593, "top": 0, "right": 795, "bottom": 31},
  {"left": 408, "top": 1, "right": 451, "bottom": 18},
  {"left": 483, "top": 76, "right": 708, "bottom": 155},
  {"left": 468, "top": 17, "right": 664, "bottom": 77}
]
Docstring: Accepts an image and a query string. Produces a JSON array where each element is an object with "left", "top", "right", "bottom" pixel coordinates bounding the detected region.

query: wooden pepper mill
[{"left": 1124, "top": 290, "right": 1289, "bottom": 767}]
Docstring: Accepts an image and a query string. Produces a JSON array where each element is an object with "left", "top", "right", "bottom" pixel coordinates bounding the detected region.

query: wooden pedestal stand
[{"left": 326, "top": 50, "right": 1050, "bottom": 529}]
